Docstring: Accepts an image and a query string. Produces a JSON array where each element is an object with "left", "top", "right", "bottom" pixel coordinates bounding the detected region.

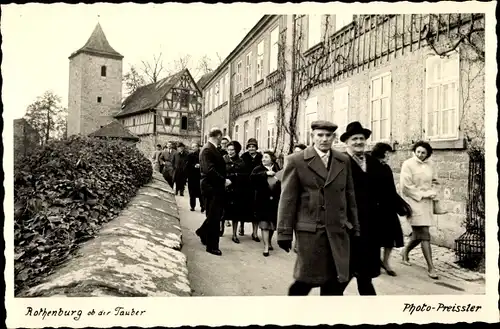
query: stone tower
[{"left": 67, "top": 23, "right": 123, "bottom": 136}]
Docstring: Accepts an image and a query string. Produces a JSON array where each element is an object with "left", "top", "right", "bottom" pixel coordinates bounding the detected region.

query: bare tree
[
  {"left": 173, "top": 54, "right": 192, "bottom": 72},
  {"left": 141, "top": 52, "right": 166, "bottom": 84},
  {"left": 195, "top": 55, "right": 214, "bottom": 77},
  {"left": 215, "top": 52, "right": 224, "bottom": 66}
]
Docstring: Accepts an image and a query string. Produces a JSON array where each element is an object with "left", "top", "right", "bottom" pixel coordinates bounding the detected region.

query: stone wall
[{"left": 20, "top": 171, "right": 192, "bottom": 297}]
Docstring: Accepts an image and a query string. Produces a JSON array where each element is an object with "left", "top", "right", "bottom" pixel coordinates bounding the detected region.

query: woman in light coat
[{"left": 400, "top": 141, "right": 440, "bottom": 279}]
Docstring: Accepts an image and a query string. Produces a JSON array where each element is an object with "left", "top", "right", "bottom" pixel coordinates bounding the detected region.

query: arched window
[
  {"left": 101, "top": 66, "right": 107, "bottom": 77},
  {"left": 181, "top": 116, "right": 188, "bottom": 130}
]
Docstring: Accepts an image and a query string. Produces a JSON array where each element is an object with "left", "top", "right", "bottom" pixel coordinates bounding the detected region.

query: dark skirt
[
  {"left": 411, "top": 226, "right": 431, "bottom": 241},
  {"left": 379, "top": 215, "right": 404, "bottom": 248}
]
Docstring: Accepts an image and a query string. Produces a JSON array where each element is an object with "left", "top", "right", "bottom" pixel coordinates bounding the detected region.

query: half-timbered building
[{"left": 115, "top": 69, "right": 203, "bottom": 156}]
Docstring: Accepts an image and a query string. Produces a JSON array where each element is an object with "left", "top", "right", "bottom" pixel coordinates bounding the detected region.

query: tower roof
[{"left": 69, "top": 23, "right": 124, "bottom": 60}]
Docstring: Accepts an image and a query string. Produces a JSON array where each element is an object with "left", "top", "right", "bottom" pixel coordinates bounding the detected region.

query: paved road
[{"left": 176, "top": 194, "right": 485, "bottom": 296}]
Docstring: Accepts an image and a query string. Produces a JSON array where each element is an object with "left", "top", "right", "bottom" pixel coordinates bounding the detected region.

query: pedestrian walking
[
  {"left": 173, "top": 142, "right": 189, "bottom": 196},
  {"left": 151, "top": 144, "right": 163, "bottom": 172},
  {"left": 277, "top": 120, "right": 359, "bottom": 296},
  {"left": 239, "top": 138, "right": 263, "bottom": 240},
  {"left": 250, "top": 151, "right": 281, "bottom": 257},
  {"left": 195, "top": 128, "right": 231, "bottom": 256},
  {"left": 400, "top": 141, "right": 447, "bottom": 280},
  {"left": 160, "top": 141, "right": 177, "bottom": 189},
  {"left": 370, "top": 142, "right": 412, "bottom": 276},
  {"left": 341, "top": 121, "right": 386, "bottom": 295},
  {"left": 187, "top": 142, "right": 204, "bottom": 212},
  {"left": 220, "top": 141, "right": 247, "bottom": 242}
]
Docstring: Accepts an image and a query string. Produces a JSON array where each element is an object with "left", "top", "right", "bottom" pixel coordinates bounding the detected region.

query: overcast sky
[{"left": 2, "top": 3, "right": 263, "bottom": 119}]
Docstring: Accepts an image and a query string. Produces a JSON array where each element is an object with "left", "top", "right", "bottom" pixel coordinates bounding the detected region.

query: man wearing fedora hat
[
  {"left": 340, "top": 121, "right": 386, "bottom": 295},
  {"left": 277, "top": 120, "right": 360, "bottom": 295}
]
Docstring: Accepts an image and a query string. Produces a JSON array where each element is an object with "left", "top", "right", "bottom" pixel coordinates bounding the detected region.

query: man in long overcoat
[
  {"left": 340, "top": 121, "right": 385, "bottom": 295},
  {"left": 187, "top": 142, "right": 204, "bottom": 212},
  {"left": 172, "top": 142, "right": 190, "bottom": 196},
  {"left": 195, "top": 128, "right": 231, "bottom": 256},
  {"left": 160, "top": 142, "right": 177, "bottom": 188},
  {"left": 277, "top": 120, "right": 359, "bottom": 296}
]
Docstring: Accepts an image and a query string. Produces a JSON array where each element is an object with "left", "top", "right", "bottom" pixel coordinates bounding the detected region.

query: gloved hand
[{"left": 278, "top": 239, "right": 292, "bottom": 253}]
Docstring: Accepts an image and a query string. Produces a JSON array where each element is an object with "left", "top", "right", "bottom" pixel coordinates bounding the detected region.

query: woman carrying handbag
[{"left": 400, "top": 141, "right": 447, "bottom": 280}]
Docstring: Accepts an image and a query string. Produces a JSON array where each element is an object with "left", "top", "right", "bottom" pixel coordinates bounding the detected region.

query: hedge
[{"left": 14, "top": 136, "right": 153, "bottom": 295}]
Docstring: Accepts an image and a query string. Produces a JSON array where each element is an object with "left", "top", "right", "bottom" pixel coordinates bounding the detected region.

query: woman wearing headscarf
[
  {"left": 239, "top": 138, "right": 263, "bottom": 240},
  {"left": 400, "top": 141, "right": 445, "bottom": 280},
  {"left": 370, "top": 142, "right": 411, "bottom": 276},
  {"left": 220, "top": 141, "right": 248, "bottom": 243},
  {"left": 151, "top": 144, "right": 163, "bottom": 172},
  {"left": 250, "top": 150, "right": 281, "bottom": 256}
]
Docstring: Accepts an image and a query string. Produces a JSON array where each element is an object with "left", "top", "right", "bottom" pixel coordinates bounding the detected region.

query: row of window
[
  {"left": 230, "top": 53, "right": 460, "bottom": 145},
  {"left": 233, "top": 111, "right": 277, "bottom": 150},
  {"left": 204, "top": 24, "right": 281, "bottom": 113},
  {"left": 204, "top": 14, "right": 354, "bottom": 114}
]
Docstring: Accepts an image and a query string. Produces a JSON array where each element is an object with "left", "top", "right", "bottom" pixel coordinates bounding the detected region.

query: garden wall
[{"left": 20, "top": 172, "right": 192, "bottom": 297}]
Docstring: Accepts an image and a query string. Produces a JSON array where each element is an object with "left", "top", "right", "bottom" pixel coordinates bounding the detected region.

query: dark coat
[
  {"left": 218, "top": 147, "right": 228, "bottom": 157},
  {"left": 250, "top": 163, "right": 281, "bottom": 226},
  {"left": 240, "top": 151, "right": 263, "bottom": 221},
  {"left": 199, "top": 142, "right": 226, "bottom": 196},
  {"left": 378, "top": 163, "right": 405, "bottom": 248},
  {"left": 160, "top": 149, "right": 177, "bottom": 188},
  {"left": 241, "top": 151, "right": 263, "bottom": 172},
  {"left": 222, "top": 154, "right": 248, "bottom": 221},
  {"left": 345, "top": 152, "right": 385, "bottom": 279},
  {"left": 277, "top": 146, "right": 359, "bottom": 285},
  {"left": 187, "top": 150, "right": 202, "bottom": 197},
  {"left": 173, "top": 150, "right": 189, "bottom": 184}
]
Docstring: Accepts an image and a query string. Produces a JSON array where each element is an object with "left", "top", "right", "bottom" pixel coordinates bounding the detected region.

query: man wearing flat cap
[
  {"left": 340, "top": 121, "right": 385, "bottom": 295},
  {"left": 277, "top": 120, "right": 360, "bottom": 295}
]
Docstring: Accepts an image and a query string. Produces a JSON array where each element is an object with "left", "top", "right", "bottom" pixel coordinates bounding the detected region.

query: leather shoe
[
  {"left": 206, "top": 248, "right": 222, "bottom": 256},
  {"left": 195, "top": 229, "right": 207, "bottom": 246},
  {"left": 278, "top": 240, "right": 292, "bottom": 253}
]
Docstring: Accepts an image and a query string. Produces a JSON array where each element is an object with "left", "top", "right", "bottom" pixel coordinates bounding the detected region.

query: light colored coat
[
  {"left": 277, "top": 146, "right": 359, "bottom": 284},
  {"left": 400, "top": 155, "right": 439, "bottom": 226}
]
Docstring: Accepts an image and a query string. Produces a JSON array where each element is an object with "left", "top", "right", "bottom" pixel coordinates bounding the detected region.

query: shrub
[{"left": 14, "top": 136, "right": 153, "bottom": 295}]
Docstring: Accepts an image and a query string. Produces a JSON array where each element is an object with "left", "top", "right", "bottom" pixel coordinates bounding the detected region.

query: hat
[
  {"left": 246, "top": 138, "right": 258, "bottom": 149},
  {"left": 340, "top": 121, "right": 372, "bottom": 143},
  {"left": 311, "top": 120, "right": 338, "bottom": 132}
]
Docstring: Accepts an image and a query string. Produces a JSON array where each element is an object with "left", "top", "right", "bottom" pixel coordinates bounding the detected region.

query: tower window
[
  {"left": 97, "top": 96, "right": 102, "bottom": 103},
  {"left": 101, "top": 66, "right": 107, "bottom": 77},
  {"left": 164, "top": 117, "right": 172, "bottom": 126},
  {"left": 181, "top": 116, "right": 188, "bottom": 130}
]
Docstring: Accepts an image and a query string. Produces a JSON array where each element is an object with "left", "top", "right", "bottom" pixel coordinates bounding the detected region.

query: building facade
[
  {"left": 115, "top": 69, "right": 203, "bottom": 156},
  {"left": 201, "top": 14, "right": 485, "bottom": 249},
  {"left": 67, "top": 23, "right": 124, "bottom": 137},
  {"left": 202, "top": 15, "right": 289, "bottom": 150}
]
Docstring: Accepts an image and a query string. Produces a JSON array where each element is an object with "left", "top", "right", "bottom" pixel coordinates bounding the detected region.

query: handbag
[{"left": 433, "top": 200, "right": 448, "bottom": 215}]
